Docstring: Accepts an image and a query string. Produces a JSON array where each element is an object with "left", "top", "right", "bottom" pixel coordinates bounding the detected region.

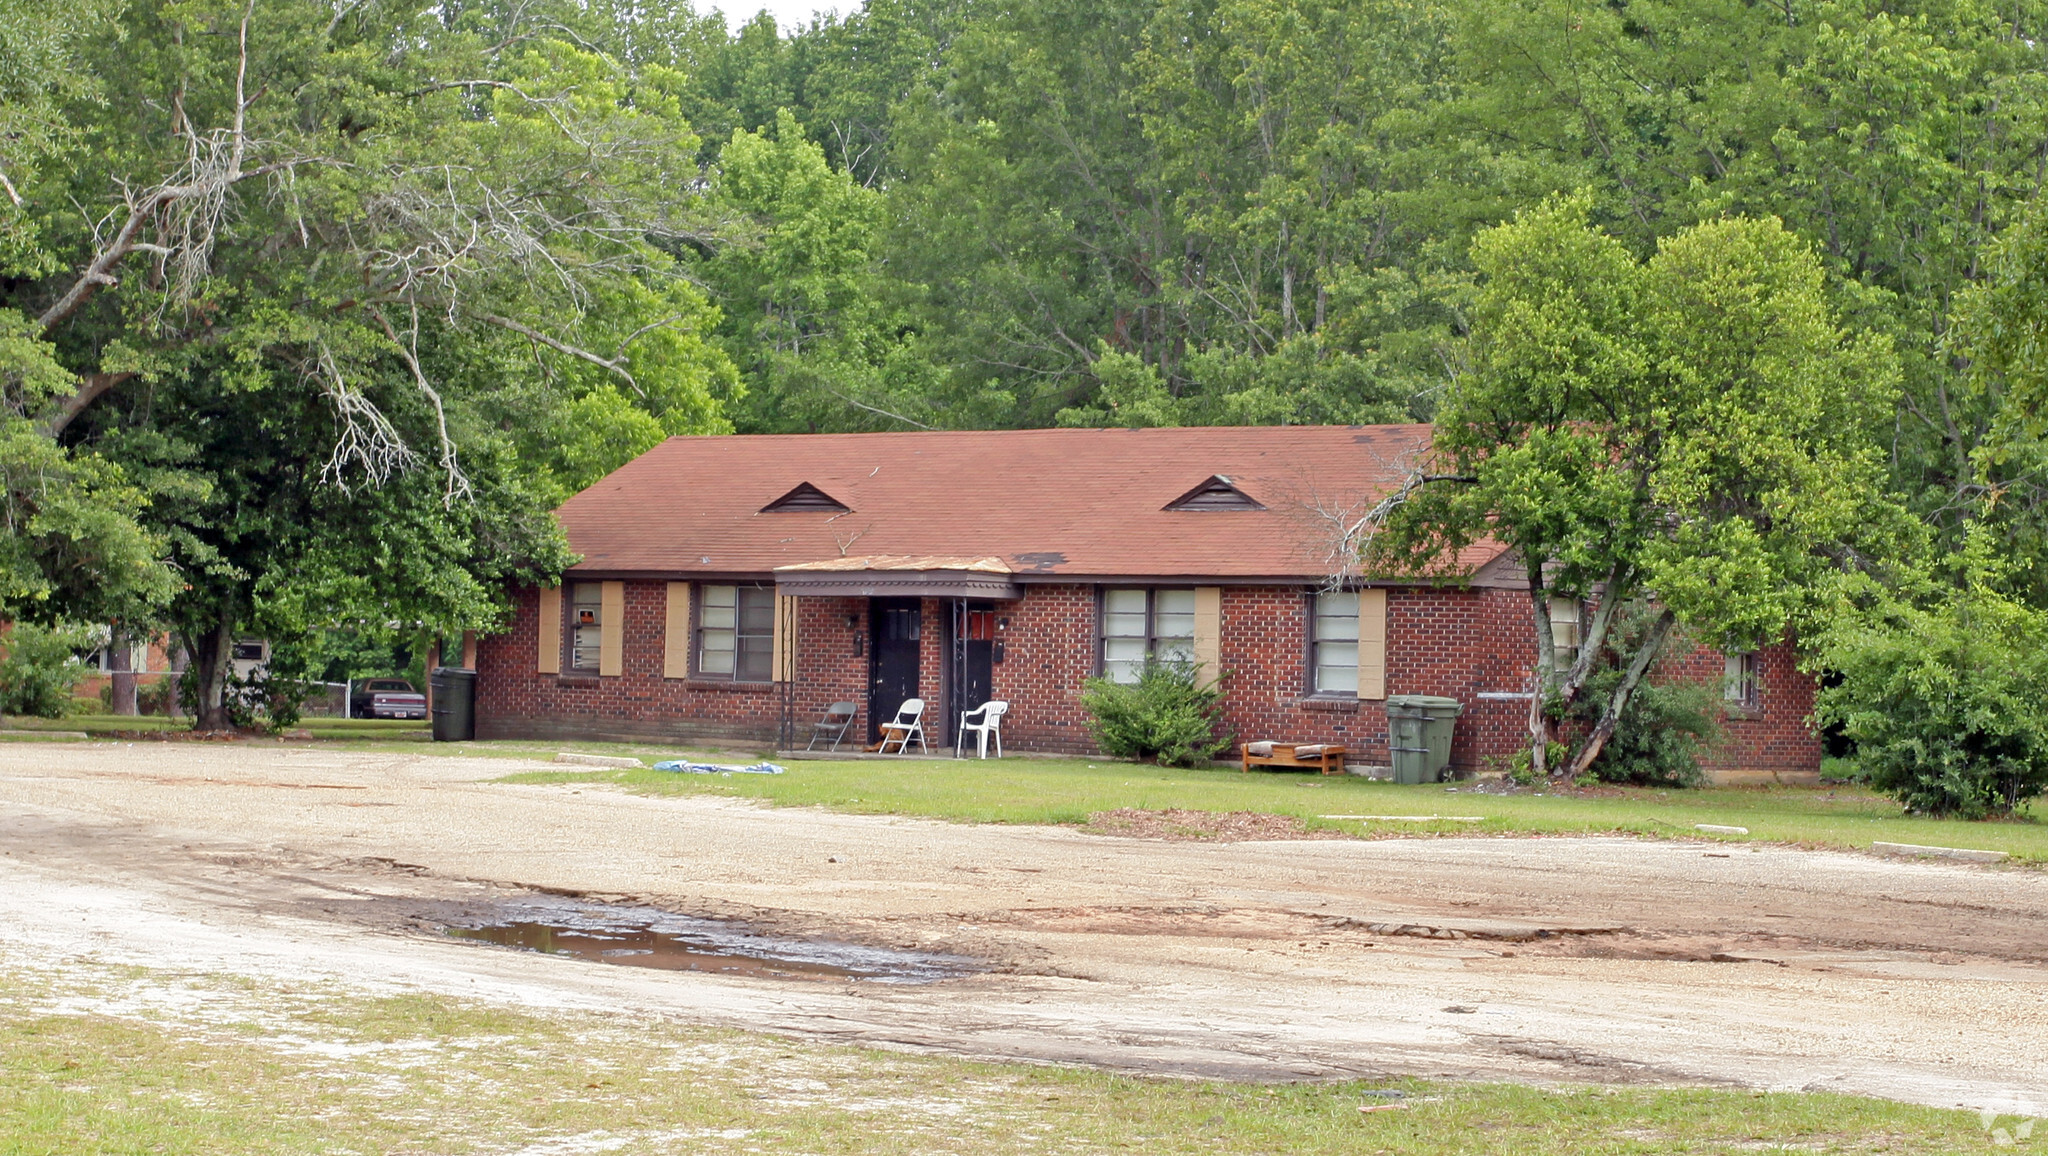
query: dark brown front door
[
  {"left": 948, "top": 603, "right": 996, "bottom": 745},
  {"left": 868, "top": 598, "right": 921, "bottom": 742}
]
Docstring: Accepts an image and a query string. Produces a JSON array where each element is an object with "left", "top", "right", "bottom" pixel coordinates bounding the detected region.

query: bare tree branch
[
  {"left": 313, "top": 342, "right": 419, "bottom": 489},
  {"left": 474, "top": 313, "right": 643, "bottom": 396},
  {"left": 40, "top": 372, "right": 136, "bottom": 434},
  {"left": 371, "top": 305, "right": 472, "bottom": 507},
  {"left": 824, "top": 388, "right": 932, "bottom": 430},
  {"left": 1300, "top": 454, "right": 1477, "bottom": 591}
]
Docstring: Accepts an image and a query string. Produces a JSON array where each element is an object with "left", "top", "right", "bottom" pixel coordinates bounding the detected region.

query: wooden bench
[{"left": 1240, "top": 742, "right": 1348, "bottom": 776}]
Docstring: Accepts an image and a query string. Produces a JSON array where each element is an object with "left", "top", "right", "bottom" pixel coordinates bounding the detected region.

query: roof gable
[
  {"left": 760, "top": 482, "right": 850, "bottom": 514},
  {"left": 1164, "top": 474, "right": 1265, "bottom": 511}
]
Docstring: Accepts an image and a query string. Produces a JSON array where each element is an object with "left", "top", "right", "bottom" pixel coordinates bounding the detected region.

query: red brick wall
[
  {"left": 476, "top": 580, "right": 1821, "bottom": 773},
  {"left": 1209, "top": 586, "right": 1537, "bottom": 771},
  {"left": 1659, "top": 635, "right": 1820, "bottom": 773},
  {"left": 477, "top": 582, "right": 788, "bottom": 744}
]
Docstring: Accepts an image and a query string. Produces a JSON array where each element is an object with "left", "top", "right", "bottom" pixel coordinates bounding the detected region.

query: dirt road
[{"left": 1, "top": 742, "right": 2042, "bottom": 1115}]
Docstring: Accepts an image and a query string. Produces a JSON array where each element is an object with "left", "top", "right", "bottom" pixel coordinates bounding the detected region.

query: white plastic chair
[
  {"left": 876, "top": 697, "right": 927, "bottom": 755},
  {"left": 954, "top": 700, "right": 1009, "bottom": 759}
]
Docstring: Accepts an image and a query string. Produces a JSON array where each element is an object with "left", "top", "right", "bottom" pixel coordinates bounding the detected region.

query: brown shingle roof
[{"left": 557, "top": 425, "right": 1501, "bottom": 581}]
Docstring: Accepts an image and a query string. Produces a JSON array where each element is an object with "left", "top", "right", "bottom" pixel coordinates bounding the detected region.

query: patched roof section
[
  {"left": 558, "top": 425, "right": 1505, "bottom": 581},
  {"left": 776, "top": 555, "right": 1012, "bottom": 574}
]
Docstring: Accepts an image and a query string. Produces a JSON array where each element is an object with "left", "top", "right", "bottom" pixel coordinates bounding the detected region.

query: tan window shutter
[
  {"left": 771, "top": 592, "right": 794, "bottom": 682},
  {"left": 599, "top": 581, "right": 625, "bottom": 676},
  {"left": 537, "top": 586, "right": 561, "bottom": 674},
  {"left": 1193, "top": 586, "right": 1222, "bottom": 686},
  {"left": 664, "top": 582, "right": 692, "bottom": 679},
  {"left": 1358, "top": 588, "right": 1387, "bottom": 700}
]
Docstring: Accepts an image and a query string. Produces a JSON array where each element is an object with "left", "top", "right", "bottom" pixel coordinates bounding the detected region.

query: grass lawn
[
  {"left": 495, "top": 752, "right": 2048, "bottom": 863},
  {"left": 0, "top": 960, "right": 2023, "bottom": 1155},
  {"left": 1, "top": 714, "right": 430, "bottom": 741}
]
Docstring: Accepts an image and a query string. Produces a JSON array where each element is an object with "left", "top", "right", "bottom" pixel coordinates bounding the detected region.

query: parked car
[{"left": 351, "top": 678, "right": 427, "bottom": 720}]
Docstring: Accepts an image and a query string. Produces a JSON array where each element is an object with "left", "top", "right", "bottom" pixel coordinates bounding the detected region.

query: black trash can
[{"left": 429, "top": 667, "right": 477, "bottom": 742}]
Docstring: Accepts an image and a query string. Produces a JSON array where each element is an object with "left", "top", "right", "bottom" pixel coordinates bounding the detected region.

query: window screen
[
  {"left": 1313, "top": 591, "right": 1360, "bottom": 694},
  {"left": 569, "top": 583, "right": 603, "bottom": 672},
  {"left": 1724, "top": 651, "right": 1760, "bottom": 707},
  {"left": 1101, "top": 589, "right": 1149, "bottom": 684},
  {"left": 699, "top": 585, "right": 775, "bottom": 681},
  {"left": 1549, "top": 596, "right": 1582, "bottom": 670},
  {"left": 1100, "top": 588, "right": 1198, "bottom": 684}
]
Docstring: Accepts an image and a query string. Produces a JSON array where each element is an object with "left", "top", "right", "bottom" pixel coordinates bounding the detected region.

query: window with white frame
[
  {"left": 1549, "top": 595, "right": 1583, "bottom": 670},
  {"left": 1312, "top": 591, "right": 1360, "bottom": 694},
  {"left": 569, "top": 582, "right": 604, "bottom": 672},
  {"left": 1100, "top": 588, "right": 1196, "bottom": 683},
  {"left": 1724, "top": 650, "right": 1761, "bottom": 709},
  {"left": 1310, "top": 590, "right": 1359, "bottom": 692},
  {"left": 698, "top": 585, "right": 775, "bottom": 682}
]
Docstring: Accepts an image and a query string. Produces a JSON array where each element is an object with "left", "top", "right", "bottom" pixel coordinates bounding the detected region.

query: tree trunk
[
  {"left": 1557, "top": 564, "right": 1631, "bottom": 706},
  {"left": 1526, "top": 572, "right": 1558, "bottom": 776},
  {"left": 188, "top": 614, "right": 236, "bottom": 732},
  {"left": 1565, "top": 607, "right": 1677, "bottom": 779},
  {"left": 108, "top": 633, "right": 138, "bottom": 716}
]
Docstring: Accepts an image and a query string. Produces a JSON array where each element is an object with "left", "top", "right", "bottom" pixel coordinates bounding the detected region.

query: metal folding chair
[
  {"left": 876, "top": 698, "right": 928, "bottom": 755},
  {"left": 806, "top": 702, "right": 858, "bottom": 751}
]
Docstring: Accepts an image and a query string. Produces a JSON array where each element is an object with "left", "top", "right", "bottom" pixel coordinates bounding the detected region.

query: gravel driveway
[{"left": 1, "top": 742, "right": 2041, "bottom": 1115}]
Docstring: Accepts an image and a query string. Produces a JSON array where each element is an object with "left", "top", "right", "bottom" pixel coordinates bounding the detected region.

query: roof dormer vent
[
  {"left": 761, "top": 482, "right": 851, "bottom": 514},
  {"left": 1164, "top": 475, "right": 1264, "bottom": 512}
]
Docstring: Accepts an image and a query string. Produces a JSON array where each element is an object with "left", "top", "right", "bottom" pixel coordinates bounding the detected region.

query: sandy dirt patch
[
  {"left": 0, "top": 741, "right": 2042, "bottom": 1117},
  {"left": 1078, "top": 807, "right": 1351, "bottom": 841}
]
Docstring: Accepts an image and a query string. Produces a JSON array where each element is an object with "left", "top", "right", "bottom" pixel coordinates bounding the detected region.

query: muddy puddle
[{"left": 443, "top": 899, "right": 976, "bottom": 984}]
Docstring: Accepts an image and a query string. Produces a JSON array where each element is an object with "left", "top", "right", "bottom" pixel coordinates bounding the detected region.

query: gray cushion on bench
[
  {"left": 1245, "top": 741, "right": 1276, "bottom": 757},
  {"left": 1290, "top": 744, "right": 1328, "bottom": 758}
]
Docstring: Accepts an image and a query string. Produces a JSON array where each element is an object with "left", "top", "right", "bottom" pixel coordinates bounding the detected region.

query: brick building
[{"left": 475, "top": 426, "right": 1820, "bottom": 778}]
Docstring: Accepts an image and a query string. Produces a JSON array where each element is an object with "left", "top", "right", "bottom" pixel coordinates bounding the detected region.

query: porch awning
[{"left": 773, "top": 555, "right": 1022, "bottom": 600}]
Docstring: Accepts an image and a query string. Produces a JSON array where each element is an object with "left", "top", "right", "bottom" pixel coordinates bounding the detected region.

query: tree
[
  {"left": 1371, "top": 199, "right": 1911, "bottom": 777},
  {"left": 1813, "top": 531, "right": 2048, "bottom": 817},
  {"left": 9, "top": 0, "right": 740, "bottom": 727},
  {"left": 0, "top": 0, "right": 179, "bottom": 630},
  {"left": 1448, "top": 0, "right": 2048, "bottom": 561},
  {"left": 707, "top": 110, "right": 942, "bottom": 432}
]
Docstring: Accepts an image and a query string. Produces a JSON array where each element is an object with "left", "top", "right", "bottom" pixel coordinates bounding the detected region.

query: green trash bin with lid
[{"left": 1385, "top": 695, "right": 1464, "bottom": 784}]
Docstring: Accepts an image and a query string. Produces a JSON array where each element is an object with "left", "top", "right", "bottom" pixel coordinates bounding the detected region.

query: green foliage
[
  {"left": 1374, "top": 202, "right": 1912, "bottom": 770},
  {"left": 1815, "top": 536, "right": 2048, "bottom": 818},
  {"left": 1570, "top": 673, "right": 1722, "bottom": 789},
  {"left": 708, "top": 109, "right": 940, "bottom": 431},
  {"left": 1079, "top": 658, "right": 1232, "bottom": 767},
  {"left": 1503, "top": 741, "right": 1568, "bottom": 787},
  {"left": 8, "top": 0, "right": 750, "bottom": 723},
  {"left": 0, "top": 623, "right": 96, "bottom": 718}
]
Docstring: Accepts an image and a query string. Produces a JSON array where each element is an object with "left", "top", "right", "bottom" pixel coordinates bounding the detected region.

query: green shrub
[
  {"left": 99, "top": 677, "right": 182, "bottom": 716},
  {"left": 137, "top": 677, "right": 179, "bottom": 717},
  {"left": 1815, "top": 578, "right": 2048, "bottom": 818},
  {"left": 1570, "top": 671, "right": 1722, "bottom": 788},
  {"left": 1079, "top": 658, "right": 1232, "bottom": 767},
  {"left": 0, "top": 623, "right": 98, "bottom": 718}
]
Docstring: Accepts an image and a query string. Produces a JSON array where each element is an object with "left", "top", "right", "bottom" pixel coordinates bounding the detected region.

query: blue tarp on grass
[{"left": 652, "top": 760, "right": 786, "bottom": 775}]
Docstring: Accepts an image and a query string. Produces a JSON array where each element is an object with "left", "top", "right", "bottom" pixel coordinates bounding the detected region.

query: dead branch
[
  {"left": 371, "top": 305, "right": 472, "bottom": 507},
  {"left": 40, "top": 372, "right": 138, "bottom": 433},
  {"left": 473, "top": 312, "right": 644, "bottom": 396},
  {"left": 37, "top": 0, "right": 303, "bottom": 355},
  {"left": 1301, "top": 455, "right": 1477, "bottom": 591},
  {"left": 825, "top": 388, "right": 932, "bottom": 430},
  {"left": 313, "top": 342, "right": 419, "bottom": 489}
]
